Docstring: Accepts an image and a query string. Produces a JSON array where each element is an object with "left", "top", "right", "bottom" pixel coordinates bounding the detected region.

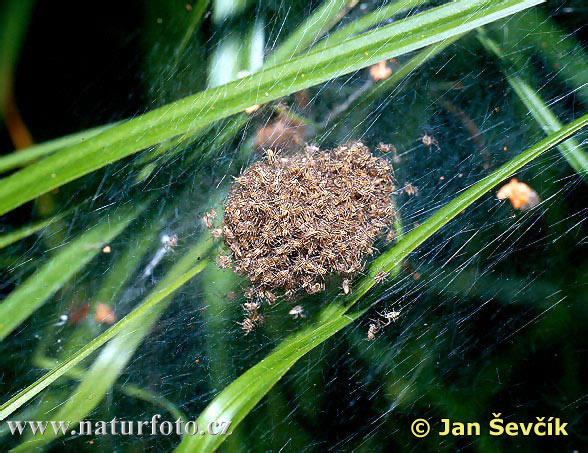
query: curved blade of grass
[
  {"left": 264, "top": 0, "right": 351, "bottom": 66},
  {"left": 11, "top": 239, "right": 212, "bottom": 451},
  {"left": 477, "top": 31, "right": 588, "bottom": 180},
  {"left": 506, "top": 9, "right": 588, "bottom": 106},
  {"left": 175, "top": 115, "right": 587, "bottom": 452},
  {"left": 32, "top": 355, "right": 187, "bottom": 423},
  {"left": 321, "top": 33, "right": 464, "bottom": 129},
  {"left": 0, "top": 0, "right": 544, "bottom": 216},
  {"left": 0, "top": 208, "right": 73, "bottom": 249},
  {"left": 172, "top": 0, "right": 210, "bottom": 68},
  {"left": 316, "top": 0, "right": 429, "bottom": 50},
  {"left": 0, "top": 123, "right": 115, "bottom": 174},
  {"left": 0, "top": 254, "right": 212, "bottom": 420},
  {"left": 0, "top": 203, "right": 147, "bottom": 342}
]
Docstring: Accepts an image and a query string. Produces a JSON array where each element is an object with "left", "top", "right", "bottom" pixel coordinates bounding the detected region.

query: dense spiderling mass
[{"left": 222, "top": 142, "right": 396, "bottom": 299}]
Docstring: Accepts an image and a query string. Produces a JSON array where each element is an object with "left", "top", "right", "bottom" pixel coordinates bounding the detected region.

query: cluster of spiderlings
[{"left": 222, "top": 142, "right": 396, "bottom": 300}]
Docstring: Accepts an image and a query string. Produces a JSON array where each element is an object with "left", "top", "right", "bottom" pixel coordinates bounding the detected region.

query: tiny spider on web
[
  {"left": 162, "top": 233, "right": 178, "bottom": 252},
  {"left": 342, "top": 278, "right": 351, "bottom": 295},
  {"left": 366, "top": 308, "right": 402, "bottom": 340},
  {"left": 367, "top": 323, "right": 380, "bottom": 341},
  {"left": 373, "top": 271, "right": 389, "bottom": 284},
  {"left": 421, "top": 133, "right": 440, "bottom": 150},
  {"left": 377, "top": 308, "right": 401, "bottom": 325},
  {"left": 288, "top": 305, "right": 305, "bottom": 319},
  {"left": 238, "top": 317, "right": 256, "bottom": 335}
]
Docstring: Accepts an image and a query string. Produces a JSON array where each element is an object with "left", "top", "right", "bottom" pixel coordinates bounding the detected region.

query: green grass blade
[
  {"left": 10, "top": 240, "right": 212, "bottom": 450},
  {"left": 0, "top": 208, "right": 73, "bottom": 249},
  {"left": 0, "top": 203, "right": 146, "bottom": 342},
  {"left": 316, "top": 0, "right": 428, "bottom": 50},
  {"left": 264, "top": 0, "right": 351, "bottom": 66},
  {"left": 506, "top": 9, "right": 588, "bottom": 105},
  {"left": 32, "top": 355, "right": 187, "bottom": 423},
  {"left": 478, "top": 31, "right": 588, "bottom": 180},
  {"left": 0, "top": 255, "right": 212, "bottom": 420},
  {"left": 0, "top": 123, "right": 115, "bottom": 174},
  {"left": 175, "top": 114, "right": 587, "bottom": 452},
  {"left": 0, "top": 0, "right": 544, "bottom": 216}
]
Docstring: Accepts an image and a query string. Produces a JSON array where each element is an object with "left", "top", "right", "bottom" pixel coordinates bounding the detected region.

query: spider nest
[{"left": 222, "top": 142, "right": 396, "bottom": 300}]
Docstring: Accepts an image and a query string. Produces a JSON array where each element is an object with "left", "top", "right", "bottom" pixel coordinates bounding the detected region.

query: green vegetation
[{"left": 0, "top": 1, "right": 586, "bottom": 451}]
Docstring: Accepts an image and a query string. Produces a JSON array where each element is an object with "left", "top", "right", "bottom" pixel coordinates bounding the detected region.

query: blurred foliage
[{"left": 0, "top": 0, "right": 587, "bottom": 452}]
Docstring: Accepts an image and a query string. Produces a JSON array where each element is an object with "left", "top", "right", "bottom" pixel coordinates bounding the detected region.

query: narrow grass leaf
[
  {"left": 0, "top": 124, "right": 115, "bottom": 174},
  {"left": 0, "top": 209, "right": 73, "bottom": 249},
  {"left": 478, "top": 31, "right": 588, "bottom": 180}
]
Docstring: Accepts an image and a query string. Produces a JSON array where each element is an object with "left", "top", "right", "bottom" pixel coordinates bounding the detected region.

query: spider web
[{"left": 1, "top": 1, "right": 586, "bottom": 451}]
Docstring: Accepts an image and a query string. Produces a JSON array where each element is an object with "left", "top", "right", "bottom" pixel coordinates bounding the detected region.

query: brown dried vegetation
[
  {"left": 222, "top": 142, "right": 396, "bottom": 299},
  {"left": 254, "top": 114, "right": 306, "bottom": 151}
]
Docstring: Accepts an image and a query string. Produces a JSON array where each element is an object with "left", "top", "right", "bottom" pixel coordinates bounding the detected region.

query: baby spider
[
  {"left": 289, "top": 305, "right": 305, "bottom": 319},
  {"left": 242, "top": 301, "right": 264, "bottom": 324},
  {"left": 367, "top": 322, "right": 380, "bottom": 341},
  {"left": 404, "top": 183, "right": 418, "bottom": 196},
  {"left": 421, "top": 134, "right": 440, "bottom": 150},
  {"left": 378, "top": 308, "right": 401, "bottom": 325},
  {"left": 242, "top": 301, "right": 261, "bottom": 313},
  {"left": 238, "top": 317, "right": 255, "bottom": 335},
  {"left": 249, "top": 311, "right": 265, "bottom": 324},
  {"left": 263, "top": 290, "right": 277, "bottom": 304},
  {"left": 376, "top": 142, "right": 395, "bottom": 154},
  {"left": 202, "top": 209, "right": 217, "bottom": 229},
  {"left": 342, "top": 278, "right": 352, "bottom": 295},
  {"left": 374, "top": 271, "right": 390, "bottom": 284},
  {"left": 162, "top": 233, "right": 178, "bottom": 252},
  {"left": 385, "top": 229, "right": 396, "bottom": 244},
  {"left": 217, "top": 254, "right": 232, "bottom": 269}
]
